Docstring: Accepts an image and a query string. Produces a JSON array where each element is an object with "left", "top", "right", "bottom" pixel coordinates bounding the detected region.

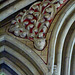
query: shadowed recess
[{"left": 0, "top": 63, "right": 18, "bottom": 75}]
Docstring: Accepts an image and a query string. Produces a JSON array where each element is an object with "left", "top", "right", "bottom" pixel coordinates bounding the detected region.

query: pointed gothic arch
[
  {"left": 0, "top": 34, "right": 48, "bottom": 75},
  {"left": 0, "top": 57, "right": 25, "bottom": 75},
  {"left": 48, "top": 0, "right": 75, "bottom": 75},
  {"left": 0, "top": 0, "right": 75, "bottom": 75}
]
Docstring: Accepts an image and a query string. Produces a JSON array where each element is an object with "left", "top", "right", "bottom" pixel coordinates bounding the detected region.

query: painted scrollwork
[{"left": 8, "top": 0, "right": 67, "bottom": 50}]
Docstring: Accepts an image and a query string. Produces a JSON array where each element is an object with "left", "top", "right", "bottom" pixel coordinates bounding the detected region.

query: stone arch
[
  {"left": 0, "top": 46, "right": 40, "bottom": 75},
  {"left": 63, "top": 30, "right": 75, "bottom": 75},
  {"left": 0, "top": 0, "right": 75, "bottom": 75},
  {"left": 0, "top": 57, "right": 25, "bottom": 75},
  {"left": 0, "top": 34, "right": 48, "bottom": 75},
  {"left": 48, "top": 0, "right": 75, "bottom": 75},
  {"left": 70, "top": 45, "right": 75, "bottom": 75}
]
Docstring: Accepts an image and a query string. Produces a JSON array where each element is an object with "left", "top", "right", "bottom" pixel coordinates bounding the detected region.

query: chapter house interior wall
[{"left": 0, "top": 0, "right": 75, "bottom": 75}]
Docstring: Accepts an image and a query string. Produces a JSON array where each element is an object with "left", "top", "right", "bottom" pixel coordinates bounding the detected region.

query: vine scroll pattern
[{"left": 9, "top": 0, "right": 67, "bottom": 50}]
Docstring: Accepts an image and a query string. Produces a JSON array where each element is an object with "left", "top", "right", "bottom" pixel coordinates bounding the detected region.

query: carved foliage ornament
[{"left": 8, "top": 0, "right": 66, "bottom": 50}]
